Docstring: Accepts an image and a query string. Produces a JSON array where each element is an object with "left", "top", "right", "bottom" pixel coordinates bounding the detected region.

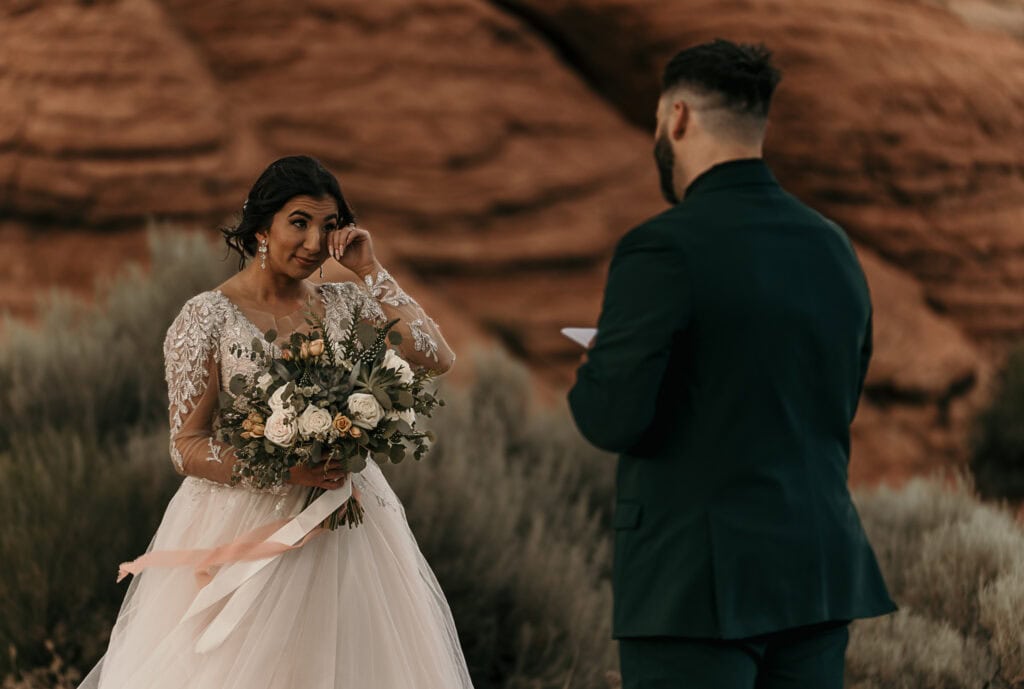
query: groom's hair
[{"left": 662, "top": 39, "right": 781, "bottom": 138}]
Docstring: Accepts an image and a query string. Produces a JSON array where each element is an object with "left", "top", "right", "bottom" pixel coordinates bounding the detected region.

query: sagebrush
[{"left": 2, "top": 229, "right": 1023, "bottom": 689}]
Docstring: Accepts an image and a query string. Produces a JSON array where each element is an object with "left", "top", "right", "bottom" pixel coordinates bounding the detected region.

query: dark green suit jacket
[{"left": 569, "top": 159, "right": 896, "bottom": 640}]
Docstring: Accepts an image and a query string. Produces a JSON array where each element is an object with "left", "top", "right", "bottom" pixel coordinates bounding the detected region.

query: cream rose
[
  {"left": 264, "top": 410, "right": 298, "bottom": 447},
  {"left": 386, "top": 407, "right": 416, "bottom": 427},
  {"left": 256, "top": 373, "right": 274, "bottom": 393},
  {"left": 297, "top": 404, "right": 333, "bottom": 439},
  {"left": 268, "top": 385, "right": 292, "bottom": 412},
  {"left": 383, "top": 349, "right": 415, "bottom": 385},
  {"left": 347, "top": 393, "right": 385, "bottom": 429},
  {"left": 308, "top": 339, "right": 325, "bottom": 357}
]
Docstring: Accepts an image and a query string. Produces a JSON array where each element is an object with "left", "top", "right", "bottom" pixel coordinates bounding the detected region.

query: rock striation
[{"left": 3, "top": 0, "right": 1023, "bottom": 483}]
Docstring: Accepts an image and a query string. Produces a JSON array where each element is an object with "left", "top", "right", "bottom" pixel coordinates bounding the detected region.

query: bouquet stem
[{"left": 303, "top": 486, "right": 365, "bottom": 530}]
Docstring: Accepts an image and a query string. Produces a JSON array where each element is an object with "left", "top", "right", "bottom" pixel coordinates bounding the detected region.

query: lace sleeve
[
  {"left": 164, "top": 294, "right": 251, "bottom": 485},
  {"left": 359, "top": 267, "right": 455, "bottom": 373},
  {"left": 321, "top": 269, "right": 454, "bottom": 373}
]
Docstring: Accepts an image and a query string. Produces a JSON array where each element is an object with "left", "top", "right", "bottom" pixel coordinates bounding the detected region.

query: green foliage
[
  {"left": 971, "top": 344, "right": 1024, "bottom": 500},
  {"left": 849, "top": 477, "right": 1024, "bottom": 688},
  {"left": 2, "top": 229, "right": 1024, "bottom": 689},
  {"left": 384, "top": 350, "right": 617, "bottom": 689},
  {"left": 0, "top": 226, "right": 232, "bottom": 451}
]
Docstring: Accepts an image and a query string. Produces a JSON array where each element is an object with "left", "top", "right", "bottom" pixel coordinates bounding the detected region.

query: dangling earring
[
  {"left": 258, "top": 238, "right": 268, "bottom": 270},
  {"left": 319, "top": 264, "right": 324, "bottom": 279}
]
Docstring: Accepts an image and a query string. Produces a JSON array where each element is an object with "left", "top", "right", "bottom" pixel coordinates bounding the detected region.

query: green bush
[
  {"left": 971, "top": 345, "right": 1024, "bottom": 500},
  {"left": 385, "top": 351, "right": 616, "bottom": 688},
  {"left": 2, "top": 229, "right": 1024, "bottom": 689},
  {"left": 849, "top": 477, "right": 1024, "bottom": 688},
  {"left": 0, "top": 226, "right": 233, "bottom": 451}
]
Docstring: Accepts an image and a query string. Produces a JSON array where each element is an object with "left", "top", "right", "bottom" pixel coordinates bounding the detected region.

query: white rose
[
  {"left": 264, "top": 410, "right": 298, "bottom": 447},
  {"left": 386, "top": 407, "right": 416, "bottom": 427},
  {"left": 268, "top": 385, "right": 292, "bottom": 412},
  {"left": 383, "top": 349, "right": 415, "bottom": 385},
  {"left": 256, "top": 373, "right": 274, "bottom": 393},
  {"left": 347, "top": 393, "right": 385, "bottom": 429},
  {"left": 297, "top": 404, "right": 333, "bottom": 439}
]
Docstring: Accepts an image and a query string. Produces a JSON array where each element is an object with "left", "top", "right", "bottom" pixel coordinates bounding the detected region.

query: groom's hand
[{"left": 579, "top": 336, "right": 595, "bottom": 365}]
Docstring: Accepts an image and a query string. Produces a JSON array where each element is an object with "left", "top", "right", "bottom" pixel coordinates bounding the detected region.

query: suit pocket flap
[{"left": 612, "top": 502, "right": 642, "bottom": 530}]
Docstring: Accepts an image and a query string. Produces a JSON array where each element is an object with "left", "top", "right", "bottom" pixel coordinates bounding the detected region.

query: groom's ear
[{"left": 670, "top": 100, "right": 690, "bottom": 141}]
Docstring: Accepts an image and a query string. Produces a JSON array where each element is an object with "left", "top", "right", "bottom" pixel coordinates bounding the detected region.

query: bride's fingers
[
  {"left": 329, "top": 228, "right": 348, "bottom": 262},
  {"left": 332, "top": 226, "right": 356, "bottom": 261},
  {"left": 342, "top": 227, "right": 365, "bottom": 253}
]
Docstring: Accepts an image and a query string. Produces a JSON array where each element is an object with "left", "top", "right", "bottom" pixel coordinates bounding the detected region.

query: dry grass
[{"left": 2, "top": 229, "right": 1024, "bottom": 688}]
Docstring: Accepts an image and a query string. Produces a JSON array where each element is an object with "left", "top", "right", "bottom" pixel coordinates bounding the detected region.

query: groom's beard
[{"left": 654, "top": 133, "right": 679, "bottom": 205}]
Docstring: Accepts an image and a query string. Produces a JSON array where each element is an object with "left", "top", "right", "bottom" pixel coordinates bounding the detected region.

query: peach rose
[
  {"left": 332, "top": 413, "right": 353, "bottom": 434},
  {"left": 349, "top": 426, "right": 362, "bottom": 439},
  {"left": 308, "top": 339, "right": 325, "bottom": 357}
]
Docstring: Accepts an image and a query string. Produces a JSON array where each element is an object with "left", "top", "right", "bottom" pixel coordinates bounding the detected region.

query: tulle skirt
[{"left": 77, "top": 460, "right": 474, "bottom": 689}]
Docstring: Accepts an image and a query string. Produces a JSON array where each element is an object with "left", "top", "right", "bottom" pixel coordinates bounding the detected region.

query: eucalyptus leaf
[
  {"left": 357, "top": 322, "right": 378, "bottom": 349},
  {"left": 347, "top": 454, "right": 367, "bottom": 473},
  {"left": 373, "top": 388, "right": 393, "bottom": 410},
  {"left": 397, "top": 391, "right": 414, "bottom": 408},
  {"left": 229, "top": 375, "right": 247, "bottom": 395},
  {"left": 388, "top": 444, "right": 405, "bottom": 463},
  {"left": 264, "top": 329, "right": 278, "bottom": 343},
  {"left": 388, "top": 331, "right": 403, "bottom": 345}
]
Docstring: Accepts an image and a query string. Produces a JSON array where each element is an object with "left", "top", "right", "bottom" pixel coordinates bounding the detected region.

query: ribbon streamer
[{"left": 117, "top": 480, "right": 354, "bottom": 654}]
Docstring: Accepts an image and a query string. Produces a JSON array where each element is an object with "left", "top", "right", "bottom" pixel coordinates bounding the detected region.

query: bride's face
[{"left": 259, "top": 195, "right": 340, "bottom": 279}]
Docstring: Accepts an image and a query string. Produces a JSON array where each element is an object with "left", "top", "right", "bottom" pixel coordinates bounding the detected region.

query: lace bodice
[{"left": 163, "top": 273, "right": 452, "bottom": 488}]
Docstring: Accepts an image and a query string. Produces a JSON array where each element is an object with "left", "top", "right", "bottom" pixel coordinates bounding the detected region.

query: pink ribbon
[
  {"left": 117, "top": 518, "right": 327, "bottom": 587},
  {"left": 116, "top": 485, "right": 363, "bottom": 588}
]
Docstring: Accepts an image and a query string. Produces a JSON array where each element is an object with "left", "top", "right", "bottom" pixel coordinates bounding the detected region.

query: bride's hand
[
  {"left": 286, "top": 461, "right": 349, "bottom": 490},
  {"left": 327, "top": 224, "right": 378, "bottom": 277}
]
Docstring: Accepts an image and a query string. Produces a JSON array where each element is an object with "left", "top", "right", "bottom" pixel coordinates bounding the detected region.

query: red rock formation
[{"left": 2, "top": 0, "right": 1021, "bottom": 484}]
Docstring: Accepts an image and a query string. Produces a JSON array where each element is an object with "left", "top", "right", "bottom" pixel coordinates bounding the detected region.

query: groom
[{"left": 569, "top": 40, "right": 896, "bottom": 688}]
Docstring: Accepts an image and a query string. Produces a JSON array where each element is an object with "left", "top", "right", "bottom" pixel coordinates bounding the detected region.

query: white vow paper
[{"left": 561, "top": 327, "right": 597, "bottom": 348}]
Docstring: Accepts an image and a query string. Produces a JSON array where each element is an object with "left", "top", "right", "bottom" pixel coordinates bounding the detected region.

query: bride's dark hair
[{"left": 221, "top": 155, "right": 357, "bottom": 270}]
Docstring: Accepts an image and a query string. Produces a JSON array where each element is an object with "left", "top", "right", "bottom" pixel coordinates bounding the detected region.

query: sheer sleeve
[
  {"left": 163, "top": 295, "right": 250, "bottom": 485},
  {"left": 351, "top": 266, "right": 455, "bottom": 373}
]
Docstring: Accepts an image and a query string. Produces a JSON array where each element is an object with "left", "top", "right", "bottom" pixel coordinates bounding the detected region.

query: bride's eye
[
  {"left": 322, "top": 224, "right": 337, "bottom": 234},
  {"left": 292, "top": 219, "right": 307, "bottom": 230}
]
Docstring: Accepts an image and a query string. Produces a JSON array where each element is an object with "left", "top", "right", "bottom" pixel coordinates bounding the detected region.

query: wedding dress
[{"left": 77, "top": 271, "right": 474, "bottom": 689}]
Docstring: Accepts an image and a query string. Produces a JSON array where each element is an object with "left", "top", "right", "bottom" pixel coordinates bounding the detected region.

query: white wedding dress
[{"left": 77, "top": 272, "right": 474, "bottom": 689}]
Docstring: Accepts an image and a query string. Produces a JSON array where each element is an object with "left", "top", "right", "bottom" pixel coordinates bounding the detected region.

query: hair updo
[{"left": 221, "top": 155, "right": 357, "bottom": 270}]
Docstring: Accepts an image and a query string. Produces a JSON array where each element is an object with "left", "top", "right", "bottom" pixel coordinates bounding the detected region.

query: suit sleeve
[{"left": 568, "top": 226, "right": 690, "bottom": 453}]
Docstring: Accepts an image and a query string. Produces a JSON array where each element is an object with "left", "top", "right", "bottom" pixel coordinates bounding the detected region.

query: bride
[{"left": 77, "top": 155, "right": 474, "bottom": 689}]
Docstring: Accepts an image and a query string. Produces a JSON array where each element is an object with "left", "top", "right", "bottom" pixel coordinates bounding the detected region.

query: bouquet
[{"left": 216, "top": 302, "right": 442, "bottom": 528}]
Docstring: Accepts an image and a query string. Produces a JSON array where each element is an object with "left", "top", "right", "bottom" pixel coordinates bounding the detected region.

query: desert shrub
[
  {"left": 385, "top": 350, "right": 616, "bottom": 688},
  {"left": 3, "top": 229, "right": 1024, "bottom": 689},
  {"left": 0, "top": 226, "right": 232, "bottom": 451},
  {"left": 0, "top": 429, "right": 177, "bottom": 677},
  {"left": 848, "top": 477, "right": 1024, "bottom": 688},
  {"left": 0, "top": 228, "right": 233, "bottom": 676},
  {"left": 971, "top": 344, "right": 1024, "bottom": 500}
]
